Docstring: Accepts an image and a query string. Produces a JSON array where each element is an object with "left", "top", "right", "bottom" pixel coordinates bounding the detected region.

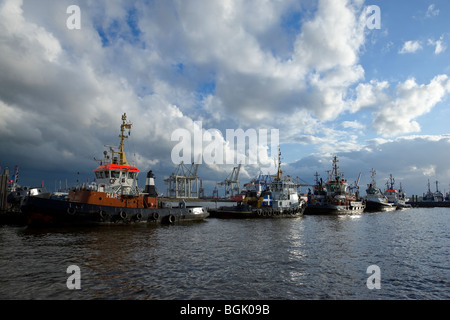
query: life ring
[
  {"left": 119, "top": 211, "right": 127, "bottom": 220},
  {"left": 67, "top": 207, "right": 76, "bottom": 215},
  {"left": 99, "top": 210, "right": 107, "bottom": 219},
  {"left": 168, "top": 214, "right": 176, "bottom": 224},
  {"left": 110, "top": 179, "right": 115, "bottom": 184}
]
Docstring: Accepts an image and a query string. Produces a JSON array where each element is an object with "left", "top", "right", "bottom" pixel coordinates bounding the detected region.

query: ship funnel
[{"left": 144, "top": 170, "right": 158, "bottom": 197}]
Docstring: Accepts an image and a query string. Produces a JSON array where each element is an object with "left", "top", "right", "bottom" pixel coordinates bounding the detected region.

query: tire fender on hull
[
  {"left": 119, "top": 211, "right": 127, "bottom": 220},
  {"left": 134, "top": 212, "right": 143, "bottom": 222}
]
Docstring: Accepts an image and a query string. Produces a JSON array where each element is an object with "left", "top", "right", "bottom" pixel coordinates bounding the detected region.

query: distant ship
[
  {"left": 384, "top": 174, "right": 411, "bottom": 209},
  {"left": 21, "top": 113, "right": 209, "bottom": 227},
  {"left": 422, "top": 180, "right": 444, "bottom": 202},
  {"left": 7, "top": 185, "right": 50, "bottom": 212},
  {"left": 305, "top": 156, "right": 365, "bottom": 215},
  {"left": 364, "top": 169, "right": 396, "bottom": 212},
  {"left": 2, "top": 165, "right": 50, "bottom": 214},
  {"left": 208, "top": 148, "right": 306, "bottom": 219}
]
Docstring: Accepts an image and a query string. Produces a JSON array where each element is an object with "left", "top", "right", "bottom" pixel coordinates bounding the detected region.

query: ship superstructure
[
  {"left": 305, "top": 156, "right": 365, "bottom": 215},
  {"left": 364, "top": 169, "right": 396, "bottom": 212}
]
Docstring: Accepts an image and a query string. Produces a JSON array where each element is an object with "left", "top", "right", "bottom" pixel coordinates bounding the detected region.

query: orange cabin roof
[
  {"left": 326, "top": 179, "right": 347, "bottom": 184},
  {"left": 94, "top": 164, "right": 140, "bottom": 172}
]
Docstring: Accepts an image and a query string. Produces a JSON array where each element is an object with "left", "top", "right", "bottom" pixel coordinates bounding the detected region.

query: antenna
[{"left": 276, "top": 147, "right": 282, "bottom": 180}]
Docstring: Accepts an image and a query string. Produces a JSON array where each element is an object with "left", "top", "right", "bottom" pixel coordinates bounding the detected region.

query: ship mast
[
  {"left": 386, "top": 174, "right": 395, "bottom": 190},
  {"left": 370, "top": 168, "right": 376, "bottom": 185},
  {"left": 332, "top": 156, "right": 339, "bottom": 181},
  {"left": 116, "top": 113, "right": 132, "bottom": 166},
  {"left": 276, "top": 147, "right": 282, "bottom": 180}
]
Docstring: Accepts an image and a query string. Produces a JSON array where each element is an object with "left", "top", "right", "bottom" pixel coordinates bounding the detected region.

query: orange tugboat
[{"left": 21, "top": 113, "right": 209, "bottom": 226}]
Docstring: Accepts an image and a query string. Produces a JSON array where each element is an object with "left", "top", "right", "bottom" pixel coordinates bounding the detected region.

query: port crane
[
  {"left": 218, "top": 163, "right": 241, "bottom": 198},
  {"left": 349, "top": 172, "right": 362, "bottom": 194},
  {"left": 164, "top": 161, "right": 200, "bottom": 199}
]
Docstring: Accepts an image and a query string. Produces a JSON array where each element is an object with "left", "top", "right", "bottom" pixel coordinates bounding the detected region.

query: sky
[{"left": 0, "top": 0, "right": 450, "bottom": 197}]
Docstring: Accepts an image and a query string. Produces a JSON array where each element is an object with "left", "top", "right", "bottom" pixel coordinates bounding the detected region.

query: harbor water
[{"left": 0, "top": 207, "right": 448, "bottom": 300}]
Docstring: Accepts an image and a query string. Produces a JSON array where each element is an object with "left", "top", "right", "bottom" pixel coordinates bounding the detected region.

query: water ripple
[{"left": 1, "top": 208, "right": 449, "bottom": 299}]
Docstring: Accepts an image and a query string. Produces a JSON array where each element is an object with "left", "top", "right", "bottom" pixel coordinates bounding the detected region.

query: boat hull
[
  {"left": 304, "top": 201, "right": 365, "bottom": 215},
  {"left": 208, "top": 203, "right": 305, "bottom": 219},
  {"left": 395, "top": 203, "right": 412, "bottom": 210},
  {"left": 21, "top": 196, "right": 209, "bottom": 227},
  {"left": 365, "top": 200, "right": 397, "bottom": 212}
]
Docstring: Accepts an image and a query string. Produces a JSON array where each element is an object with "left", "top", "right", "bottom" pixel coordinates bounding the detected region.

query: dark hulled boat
[
  {"left": 21, "top": 113, "right": 209, "bottom": 227},
  {"left": 305, "top": 156, "right": 365, "bottom": 215},
  {"left": 364, "top": 169, "right": 396, "bottom": 212},
  {"left": 208, "top": 148, "right": 306, "bottom": 219}
]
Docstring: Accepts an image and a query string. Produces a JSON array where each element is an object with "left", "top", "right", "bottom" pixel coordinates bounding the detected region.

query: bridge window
[
  {"left": 95, "top": 171, "right": 107, "bottom": 179},
  {"left": 111, "top": 171, "right": 121, "bottom": 178}
]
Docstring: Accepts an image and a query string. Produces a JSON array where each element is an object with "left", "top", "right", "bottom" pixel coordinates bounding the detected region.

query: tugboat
[
  {"left": 0, "top": 165, "right": 51, "bottom": 226},
  {"left": 305, "top": 156, "right": 365, "bottom": 215},
  {"left": 385, "top": 174, "right": 411, "bottom": 209},
  {"left": 364, "top": 169, "right": 396, "bottom": 212},
  {"left": 21, "top": 113, "right": 209, "bottom": 227},
  {"left": 208, "top": 148, "right": 306, "bottom": 219}
]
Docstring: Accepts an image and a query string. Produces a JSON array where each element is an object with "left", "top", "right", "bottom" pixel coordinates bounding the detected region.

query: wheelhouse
[{"left": 94, "top": 164, "right": 140, "bottom": 181}]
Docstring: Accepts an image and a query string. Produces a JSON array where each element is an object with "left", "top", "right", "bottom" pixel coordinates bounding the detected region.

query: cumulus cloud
[
  {"left": 0, "top": 0, "right": 196, "bottom": 180},
  {"left": 399, "top": 40, "right": 422, "bottom": 54},
  {"left": 341, "top": 120, "right": 365, "bottom": 130},
  {"left": 428, "top": 36, "right": 447, "bottom": 54},
  {"left": 136, "top": 0, "right": 368, "bottom": 129},
  {"left": 425, "top": 4, "right": 439, "bottom": 18},
  {"left": 132, "top": 0, "right": 371, "bottom": 158},
  {"left": 349, "top": 75, "right": 450, "bottom": 137},
  {"left": 371, "top": 75, "right": 450, "bottom": 136},
  {"left": 351, "top": 80, "right": 390, "bottom": 111}
]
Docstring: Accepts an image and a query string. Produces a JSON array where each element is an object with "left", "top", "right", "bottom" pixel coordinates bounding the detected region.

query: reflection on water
[{"left": 0, "top": 208, "right": 449, "bottom": 299}]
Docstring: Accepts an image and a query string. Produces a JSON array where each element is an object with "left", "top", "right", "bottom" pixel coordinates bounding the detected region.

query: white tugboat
[
  {"left": 385, "top": 174, "right": 411, "bottom": 210},
  {"left": 364, "top": 169, "right": 396, "bottom": 212}
]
